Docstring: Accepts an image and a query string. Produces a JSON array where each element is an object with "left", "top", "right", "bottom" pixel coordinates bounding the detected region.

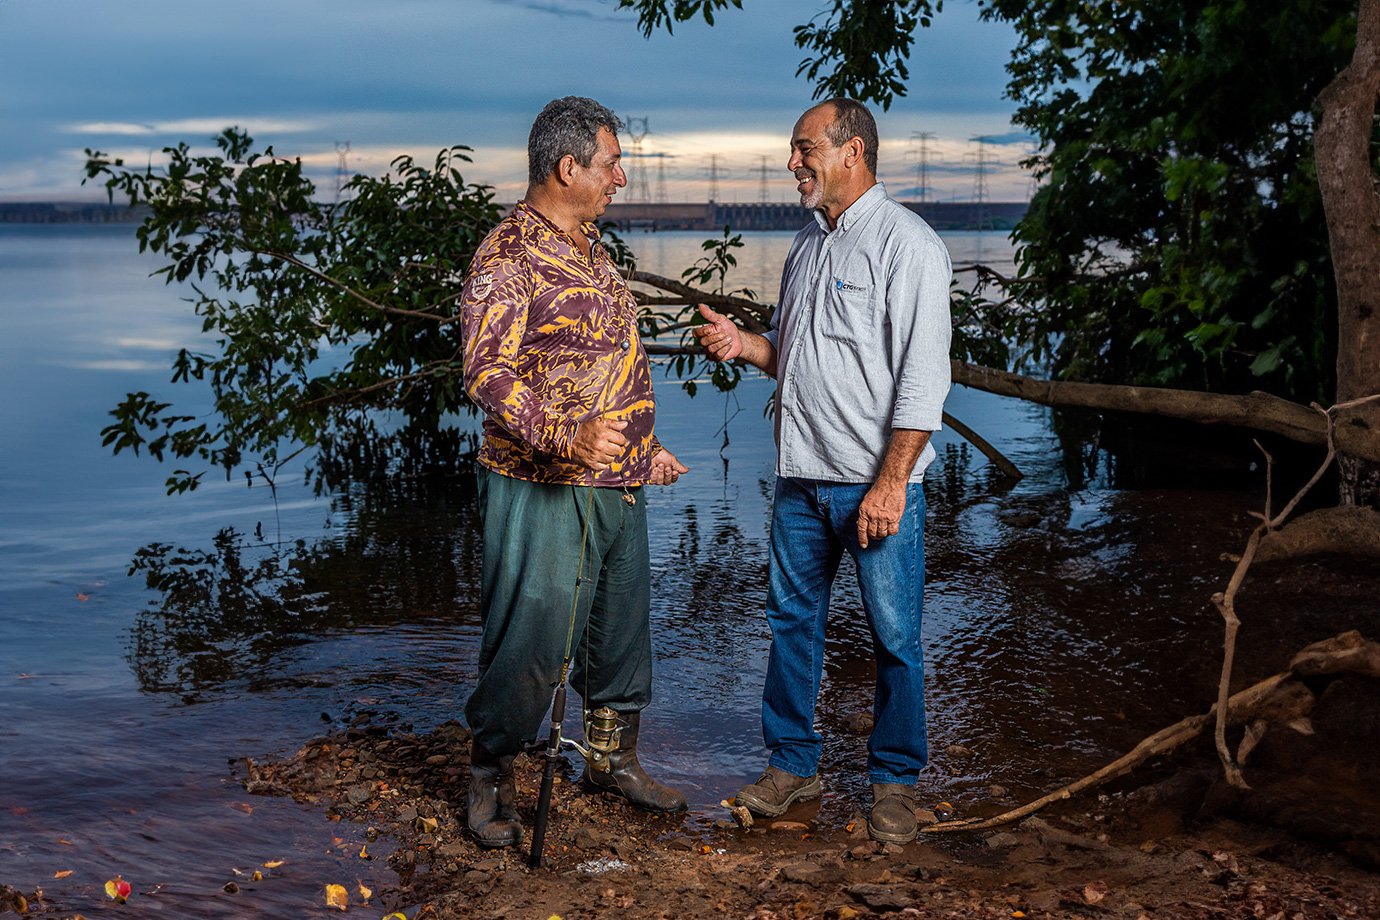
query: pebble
[
  {"left": 843, "top": 712, "right": 874, "bottom": 733},
  {"left": 986, "top": 832, "right": 1021, "bottom": 848}
]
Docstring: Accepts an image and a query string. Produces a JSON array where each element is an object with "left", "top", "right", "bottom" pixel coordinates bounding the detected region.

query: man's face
[
  {"left": 787, "top": 105, "right": 843, "bottom": 210},
  {"left": 571, "top": 127, "right": 626, "bottom": 221}
]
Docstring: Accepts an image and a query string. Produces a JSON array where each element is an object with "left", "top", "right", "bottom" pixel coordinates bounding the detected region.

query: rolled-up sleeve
[
  {"left": 461, "top": 253, "right": 577, "bottom": 456},
  {"left": 887, "top": 236, "right": 952, "bottom": 431}
]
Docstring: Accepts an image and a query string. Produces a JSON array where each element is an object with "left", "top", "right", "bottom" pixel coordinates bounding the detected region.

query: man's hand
[
  {"left": 647, "top": 447, "right": 689, "bottom": 485},
  {"left": 692, "top": 303, "right": 743, "bottom": 361},
  {"left": 857, "top": 481, "right": 907, "bottom": 549},
  {"left": 570, "top": 415, "right": 628, "bottom": 470}
]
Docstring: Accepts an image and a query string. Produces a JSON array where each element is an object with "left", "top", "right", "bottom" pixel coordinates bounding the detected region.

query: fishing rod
[{"left": 528, "top": 331, "right": 632, "bottom": 870}]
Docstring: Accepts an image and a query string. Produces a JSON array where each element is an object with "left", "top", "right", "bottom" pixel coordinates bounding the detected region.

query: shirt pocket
[{"left": 818, "top": 283, "right": 879, "bottom": 344}]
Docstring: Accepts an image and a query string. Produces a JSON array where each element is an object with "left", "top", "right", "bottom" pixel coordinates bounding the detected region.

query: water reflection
[{"left": 127, "top": 473, "right": 482, "bottom": 700}]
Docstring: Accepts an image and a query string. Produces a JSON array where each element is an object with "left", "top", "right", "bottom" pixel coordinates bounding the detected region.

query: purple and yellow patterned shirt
[{"left": 461, "top": 202, "right": 660, "bottom": 486}]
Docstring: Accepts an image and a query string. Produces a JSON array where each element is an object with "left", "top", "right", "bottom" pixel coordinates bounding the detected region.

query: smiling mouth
[{"left": 795, "top": 170, "right": 815, "bottom": 192}]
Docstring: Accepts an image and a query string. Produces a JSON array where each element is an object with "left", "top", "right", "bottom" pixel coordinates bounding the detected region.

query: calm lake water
[{"left": 1, "top": 224, "right": 1257, "bottom": 916}]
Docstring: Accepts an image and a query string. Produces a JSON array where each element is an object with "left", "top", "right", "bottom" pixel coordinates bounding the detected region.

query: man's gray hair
[
  {"left": 528, "top": 96, "right": 623, "bottom": 186},
  {"left": 820, "top": 97, "right": 878, "bottom": 176}
]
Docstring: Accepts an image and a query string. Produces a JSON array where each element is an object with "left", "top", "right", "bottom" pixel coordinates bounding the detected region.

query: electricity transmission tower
[
  {"left": 704, "top": 154, "right": 729, "bottom": 203},
  {"left": 334, "top": 141, "right": 351, "bottom": 203},
  {"left": 756, "top": 155, "right": 771, "bottom": 204},
  {"left": 656, "top": 153, "right": 669, "bottom": 204},
  {"left": 969, "top": 136, "right": 991, "bottom": 231},
  {"left": 907, "top": 131, "right": 934, "bottom": 204},
  {"left": 623, "top": 116, "right": 652, "bottom": 205}
]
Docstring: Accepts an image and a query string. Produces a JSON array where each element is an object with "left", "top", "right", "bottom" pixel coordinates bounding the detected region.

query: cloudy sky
[{"left": 0, "top": 0, "right": 1031, "bottom": 204}]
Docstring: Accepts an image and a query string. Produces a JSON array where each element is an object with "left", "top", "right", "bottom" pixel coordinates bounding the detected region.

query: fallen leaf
[
  {"left": 1083, "top": 881, "right": 1108, "bottom": 904},
  {"left": 231, "top": 803, "right": 253, "bottom": 815},
  {"left": 357, "top": 880, "right": 372, "bottom": 901},
  {"left": 845, "top": 822, "right": 857, "bottom": 833},
  {"left": 53, "top": 870, "right": 73, "bottom": 879},
  {"left": 76, "top": 593, "right": 91, "bottom": 602},
  {"left": 262, "top": 860, "right": 284, "bottom": 869},
  {"left": 105, "top": 876, "right": 132, "bottom": 903},
  {"left": 223, "top": 881, "right": 240, "bottom": 894},
  {"left": 57, "top": 838, "right": 73, "bottom": 846},
  {"left": 383, "top": 915, "right": 407, "bottom": 920},
  {"left": 250, "top": 870, "right": 263, "bottom": 882},
  {"left": 414, "top": 816, "right": 438, "bottom": 834},
  {"left": 325, "top": 883, "right": 348, "bottom": 911},
  {"left": 699, "top": 844, "right": 712, "bottom": 854},
  {"left": 359, "top": 844, "right": 369, "bottom": 859}
]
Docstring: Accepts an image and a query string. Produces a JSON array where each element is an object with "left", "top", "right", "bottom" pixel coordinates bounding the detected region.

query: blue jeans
[{"left": 761, "top": 476, "right": 928, "bottom": 785}]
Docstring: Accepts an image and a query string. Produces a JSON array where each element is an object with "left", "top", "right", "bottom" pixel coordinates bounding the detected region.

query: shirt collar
[
  {"left": 517, "top": 200, "right": 603, "bottom": 254},
  {"left": 812, "top": 181, "right": 888, "bottom": 234}
]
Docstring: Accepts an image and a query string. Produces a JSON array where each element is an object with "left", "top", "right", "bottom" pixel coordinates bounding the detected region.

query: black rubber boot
[
  {"left": 467, "top": 741, "right": 523, "bottom": 848},
  {"left": 582, "top": 711, "right": 687, "bottom": 812}
]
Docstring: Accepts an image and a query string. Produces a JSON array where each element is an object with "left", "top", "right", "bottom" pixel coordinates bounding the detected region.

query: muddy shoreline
[
  {"left": 240, "top": 555, "right": 1380, "bottom": 918},
  {"left": 228, "top": 652, "right": 1380, "bottom": 919}
]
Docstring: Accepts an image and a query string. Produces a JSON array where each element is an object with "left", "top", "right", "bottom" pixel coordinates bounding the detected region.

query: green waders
[{"left": 464, "top": 467, "right": 652, "bottom": 758}]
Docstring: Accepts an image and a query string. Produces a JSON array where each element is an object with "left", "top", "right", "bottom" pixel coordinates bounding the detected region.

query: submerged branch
[{"left": 924, "top": 632, "right": 1380, "bottom": 834}]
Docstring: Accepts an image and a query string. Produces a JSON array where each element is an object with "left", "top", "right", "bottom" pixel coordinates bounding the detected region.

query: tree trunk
[
  {"left": 949, "top": 361, "right": 1380, "bottom": 462},
  {"left": 1316, "top": 0, "right": 1380, "bottom": 506}
]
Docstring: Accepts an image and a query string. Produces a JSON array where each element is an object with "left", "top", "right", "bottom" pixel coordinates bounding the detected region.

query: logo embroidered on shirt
[
  {"left": 835, "top": 279, "right": 869, "bottom": 294},
  {"left": 471, "top": 271, "right": 494, "bottom": 299}
]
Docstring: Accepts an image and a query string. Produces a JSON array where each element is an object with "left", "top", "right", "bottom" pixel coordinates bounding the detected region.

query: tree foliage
[
  {"left": 86, "top": 129, "right": 503, "bottom": 493},
  {"left": 617, "top": 0, "right": 941, "bottom": 110},
  {"left": 992, "top": 0, "right": 1358, "bottom": 400},
  {"left": 621, "top": 0, "right": 1366, "bottom": 403}
]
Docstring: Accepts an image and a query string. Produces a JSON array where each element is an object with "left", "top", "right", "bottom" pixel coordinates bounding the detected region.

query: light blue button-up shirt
[{"left": 764, "top": 183, "right": 952, "bottom": 483}]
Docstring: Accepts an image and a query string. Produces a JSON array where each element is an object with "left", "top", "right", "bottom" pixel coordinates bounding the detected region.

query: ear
[
  {"left": 844, "top": 136, "right": 865, "bottom": 169},
  {"left": 555, "top": 153, "right": 579, "bottom": 187}
]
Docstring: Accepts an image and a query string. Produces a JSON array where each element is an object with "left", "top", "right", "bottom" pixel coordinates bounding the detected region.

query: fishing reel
[{"left": 564, "top": 705, "right": 623, "bottom": 774}]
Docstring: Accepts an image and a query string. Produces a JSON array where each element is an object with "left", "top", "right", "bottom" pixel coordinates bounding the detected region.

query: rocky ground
[{"left": 226, "top": 693, "right": 1380, "bottom": 920}]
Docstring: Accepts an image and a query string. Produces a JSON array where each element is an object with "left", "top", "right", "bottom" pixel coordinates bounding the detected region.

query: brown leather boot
[
  {"left": 582, "top": 711, "right": 687, "bottom": 812},
  {"left": 735, "top": 766, "right": 822, "bottom": 817},
  {"left": 467, "top": 741, "right": 523, "bottom": 848},
  {"left": 868, "top": 783, "right": 918, "bottom": 844}
]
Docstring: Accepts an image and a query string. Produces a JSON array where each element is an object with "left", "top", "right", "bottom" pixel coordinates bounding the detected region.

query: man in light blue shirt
[{"left": 695, "top": 97, "right": 952, "bottom": 844}]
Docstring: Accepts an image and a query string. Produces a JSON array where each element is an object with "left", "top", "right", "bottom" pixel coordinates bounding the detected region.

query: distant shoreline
[{"left": 1, "top": 199, "right": 1028, "bottom": 232}]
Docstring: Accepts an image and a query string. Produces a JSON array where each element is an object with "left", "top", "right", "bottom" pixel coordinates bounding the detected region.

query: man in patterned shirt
[{"left": 460, "top": 96, "right": 689, "bottom": 848}]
